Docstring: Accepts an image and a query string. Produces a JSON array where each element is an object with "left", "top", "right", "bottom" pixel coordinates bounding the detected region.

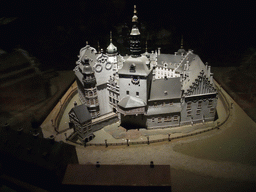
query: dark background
[{"left": 1, "top": 0, "right": 255, "bottom": 70}]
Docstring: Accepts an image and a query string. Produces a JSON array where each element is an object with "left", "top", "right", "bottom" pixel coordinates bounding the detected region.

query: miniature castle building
[
  {"left": 74, "top": 56, "right": 100, "bottom": 118},
  {"left": 68, "top": 103, "right": 93, "bottom": 144},
  {"left": 74, "top": 5, "right": 218, "bottom": 130}
]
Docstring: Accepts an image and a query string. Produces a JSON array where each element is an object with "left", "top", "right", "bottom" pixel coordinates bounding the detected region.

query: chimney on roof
[
  {"left": 208, "top": 65, "right": 211, "bottom": 77},
  {"left": 74, "top": 101, "right": 77, "bottom": 107},
  {"left": 158, "top": 47, "right": 161, "bottom": 55}
]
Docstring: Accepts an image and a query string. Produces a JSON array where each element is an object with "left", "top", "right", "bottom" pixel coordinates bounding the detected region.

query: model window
[
  {"left": 109, "top": 97, "right": 112, "bottom": 102},
  {"left": 164, "top": 116, "right": 168, "bottom": 121},
  {"left": 169, "top": 102, "right": 173, "bottom": 106},
  {"left": 210, "top": 108, "right": 215, "bottom": 113},
  {"left": 154, "top": 102, "right": 157, "bottom": 107},
  {"left": 113, "top": 99, "right": 116, "bottom": 104},
  {"left": 174, "top": 115, "right": 178, "bottom": 121},
  {"left": 187, "top": 102, "right": 192, "bottom": 109},
  {"left": 208, "top": 99, "right": 213, "bottom": 107},
  {"left": 187, "top": 110, "right": 191, "bottom": 117},
  {"left": 136, "top": 92, "right": 139, "bottom": 96},
  {"left": 198, "top": 100, "right": 202, "bottom": 109},
  {"left": 126, "top": 90, "right": 129, "bottom": 95},
  {"left": 89, "top": 91, "right": 93, "bottom": 96},
  {"left": 158, "top": 117, "right": 162, "bottom": 123},
  {"left": 196, "top": 109, "right": 201, "bottom": 115}
]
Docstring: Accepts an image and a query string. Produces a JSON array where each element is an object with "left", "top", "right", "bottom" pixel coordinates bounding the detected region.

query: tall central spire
[
  {"left": 130, "top": 5, "right": 141, "bottom": 57},
  {"left": 132, "top": 5, "right": 138, "bottom": 23}
]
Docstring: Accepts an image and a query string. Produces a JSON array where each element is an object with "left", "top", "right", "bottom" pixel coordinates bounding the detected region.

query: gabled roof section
[
  {"left": 149, "top": 77, "right": 181, "bottom": 101},
  {"left": 182, "top": 55, "right": 208, "bottom": 92},
  {"left": 69, "top": 104, "right": 91, "bottom": 124},
  {"left": 118, "top": 96, "right": 146, "bottom": 109},
  {"left": 118, "top": 55, "right": 151, "bottom": 76}
]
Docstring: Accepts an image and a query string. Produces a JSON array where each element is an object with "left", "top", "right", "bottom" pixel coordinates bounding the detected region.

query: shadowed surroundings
[{"left": 1, "top": 0, "right": 256, "bottom": 191}]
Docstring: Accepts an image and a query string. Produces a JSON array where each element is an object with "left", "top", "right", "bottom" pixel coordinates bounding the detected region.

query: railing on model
[{"left": 53, "top": 81, "right": 78, "bottom": 134}]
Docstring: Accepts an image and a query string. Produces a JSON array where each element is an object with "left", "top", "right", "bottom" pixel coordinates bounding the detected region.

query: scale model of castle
[{"left": 70, "top": 5, "right": 218, "bottom": 142}]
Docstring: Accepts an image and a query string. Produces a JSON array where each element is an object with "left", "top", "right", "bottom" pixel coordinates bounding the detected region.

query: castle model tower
[
  {"left": 130, "top": 5, "right": 141, "bottom": 57},
  {"left": 117, "top": 6, "right": 153, "bottom": 128},
  {"left": 75, "top": 56, "right": 100, "bottom": 118}
]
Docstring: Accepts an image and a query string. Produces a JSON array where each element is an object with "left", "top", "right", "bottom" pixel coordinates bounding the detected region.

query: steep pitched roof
[
  {"left": 69, "top": 104, "right": 91, "bottom": 124},
  {"left": 118, "top": 96, "right": 146, "bottom": 109},
  {"left": 182, "top": 54, "right": 208, "bottom": 92},
  {"left": 149, "top": 77, "right": 181, "bottom": 101},
  {"left": 156, "top": 54, "right": 182, "bottom": 68},
  {"left": 146, "top": 103, "right": 181, "bottom": 115}
]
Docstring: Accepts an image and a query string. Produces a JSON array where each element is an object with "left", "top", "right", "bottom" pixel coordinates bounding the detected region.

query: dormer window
[{"left": 130, "top": 63, "right": 136, "bottom": 72}]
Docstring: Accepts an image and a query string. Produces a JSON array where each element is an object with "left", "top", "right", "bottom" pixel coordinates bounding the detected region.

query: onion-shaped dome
[
  {"left": 106, "top": 42, "right": 117, "bottom": 54},
  {"left": 82, "top": 64, "right": 93, "bottom": 74}
]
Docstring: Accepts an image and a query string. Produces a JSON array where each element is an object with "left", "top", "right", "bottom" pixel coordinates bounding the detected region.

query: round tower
[{"left": 81, "top": 58, "right": 100, "bottom": 118}]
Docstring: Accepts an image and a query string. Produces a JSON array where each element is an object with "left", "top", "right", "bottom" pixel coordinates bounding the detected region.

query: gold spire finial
[
  {"left": 110, "top": 31, "right": 112, "bottom": 43},
  {"left": 145, "top": 41, "right": 148, "bottom": 52},
  {"left": 86, "top": 41, "right": 88, "bottom": 45},
  {"left": 132, "top": 5, "right": 138, "bottom": 22},
  {"left": 181, "top": 35, "right": 184, "bottom": 49},
  {"left": 98, "top": 41, "right": 100, "bottom": 53}
]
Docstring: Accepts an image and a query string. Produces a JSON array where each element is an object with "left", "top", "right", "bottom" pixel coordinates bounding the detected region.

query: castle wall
[
  {"left": 119, "top": 76, "right": 148, "bottom": 103},
  {"left": 180, "top": 94, "right": 218, "bottom": 125},
  {"left": 97, "top": 83, "right": 112, "bottom": 115},
  {"left": 146, "top": 113, "right": 180, "bottom": 129}
]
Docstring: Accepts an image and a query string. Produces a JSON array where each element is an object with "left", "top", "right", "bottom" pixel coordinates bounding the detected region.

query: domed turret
[
  {"left": 107, "top": 43, "right": 117, "bottom": 54},
  {"left": 107, "top": 31, "right": 117, "bottom": 54},
  {"left": 82, "top": 64, "right": 93, "bottom": 74},
  {"left": 177, "top": 35, "right": 186, "bottom": 55},
  {"left": 81, "top": 58, "right": 94, "bottom": 74}
]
